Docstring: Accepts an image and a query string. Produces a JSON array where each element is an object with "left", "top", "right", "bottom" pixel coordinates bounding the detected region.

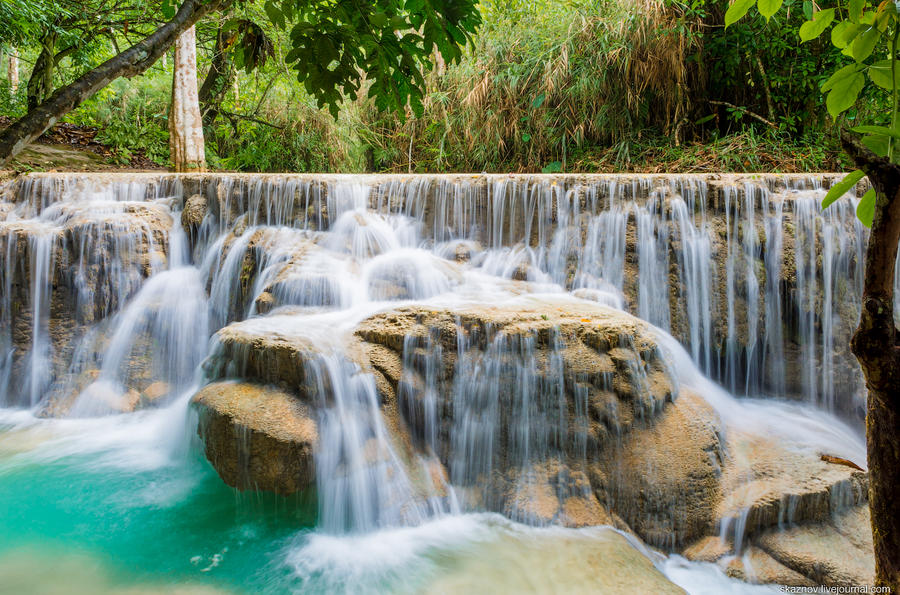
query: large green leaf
[
  {"left": 851, "top": 26, "right": 881, "bottom": 62},
  {"left": 800, "top": 8, "right": 836, "bottom": 42},
  {"left": 856, "top": 188, "right": 876, "bottom": 227},
  {"left": 831, "top": 22, "right": 861, "bottom": 48},
  {"left": 758, "top": 0, "right": 784, "bottom": 20},
  {"left": 822, "top": 169, "right": 865, "bottom": 209},
  {"left": 868, "top": 59, "right": 900, "bottom": 90},
  {"left": 725, "top": 0, "right": 756, "bottom": 27},
  {"left": 851, "top": 125, "right": 900, "bottom": 139},
  {"left": 861, "top": 134, "right": 890, "bottom": 157},
  {"left": 826, "top": 71, "right": 865, "bottom": 116},
  {"left": 821, "top": 63, "right": 864, "bottom": 92},
  {"left": 849, "top": 0, "right": 866, "bottom": 23}
]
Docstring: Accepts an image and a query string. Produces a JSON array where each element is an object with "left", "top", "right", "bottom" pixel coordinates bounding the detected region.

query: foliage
[
  {"left": 726, "top": 0, "right": 900, "bottom": 227},
  {"left": 354, "top": 0, "right": 704, "bottom": 172},
  {"left": 272, "top": 0, "right": 481, "bottom": 117},
  {"left": 74, "top": 75, "right": 172, "bottom": 165}
]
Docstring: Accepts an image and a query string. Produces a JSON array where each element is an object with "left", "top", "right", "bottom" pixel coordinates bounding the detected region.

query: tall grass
[{"left": 356, "top": 0, "right": 704, "bottom": 172}]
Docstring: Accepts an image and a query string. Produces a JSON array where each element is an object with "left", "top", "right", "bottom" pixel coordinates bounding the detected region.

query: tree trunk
[
  {"left": 841, "top": 132, "right": 900, "bottom": 592},
  {"left": 198, "top": 26, "right": 235, "bottom": 130},
  {"left": 169, "top": 26, "right": 206, "bottom": 172},
  {"left": 27, "top": 34, "right": 58, "bottom": 112},
  {"left": 7, "top": 49, "right": 19, "bottom": 94},
  {"left": 0, "top": 0, "right": 222, "bottom": 166}
]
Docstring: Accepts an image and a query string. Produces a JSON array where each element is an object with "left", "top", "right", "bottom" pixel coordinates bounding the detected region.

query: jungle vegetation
[{"left": 0, "top": 0, "right": 887, "bottom": 173}]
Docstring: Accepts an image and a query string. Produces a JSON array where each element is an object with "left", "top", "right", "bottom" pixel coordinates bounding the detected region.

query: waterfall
[{"left": 0, "top": 172, "right": 880, "bottom": 533}]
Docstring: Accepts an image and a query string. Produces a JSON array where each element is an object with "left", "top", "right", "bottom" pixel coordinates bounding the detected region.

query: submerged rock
[
  {"left": 193, "top": 381, "right": 317, "bottom": 496},
  {"left": 423, "top": 525, "right": 685, "bottom": 594}
]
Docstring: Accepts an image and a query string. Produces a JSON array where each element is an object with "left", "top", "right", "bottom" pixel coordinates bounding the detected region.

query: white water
[{"left": 0, "top": 173, "right": 884, "bottom": 593}]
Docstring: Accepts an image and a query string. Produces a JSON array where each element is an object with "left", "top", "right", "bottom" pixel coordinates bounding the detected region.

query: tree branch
[
  {"left": 709, "top": 100, "right": 776, "bottom": 128},
  {"left": 0, "top": 0, "right": 225, "bottom": 165}
]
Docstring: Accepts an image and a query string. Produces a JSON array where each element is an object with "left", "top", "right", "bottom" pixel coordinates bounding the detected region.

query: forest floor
[{"left": 0, "top": 117, "right": 165, "bottom": 172}]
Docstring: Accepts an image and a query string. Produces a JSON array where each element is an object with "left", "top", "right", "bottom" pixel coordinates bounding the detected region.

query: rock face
[
  {"left": 0, "top": 199, "right": 172, "bottom": 407},
  {"left": 604, "top": 391, "right": 724, "bottom": 548},
  {"left": 198, "top": 299, "right": 874, "bottom": 588},
  {"left": 193, "top": 381, "right": 317, "bottom": 495}
]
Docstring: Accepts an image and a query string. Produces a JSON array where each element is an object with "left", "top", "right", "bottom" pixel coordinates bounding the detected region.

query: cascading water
[{"left": 0, "top": 172, "right": 887, "bottom": 593}]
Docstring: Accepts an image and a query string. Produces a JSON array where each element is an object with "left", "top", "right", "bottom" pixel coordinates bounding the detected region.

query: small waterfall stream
[{"left": 0, "top": 172, "right": 887, "bottom": 593}]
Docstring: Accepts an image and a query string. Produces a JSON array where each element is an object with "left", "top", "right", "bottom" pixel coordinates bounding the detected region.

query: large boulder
[
  {"left": 0, "top": 201, "right": 172, "bottom": 408},
  {"left": 602, "top": 390, "right": 725, "bottom": 548},
  {"left": 193, "top": 381, "right": 317, "bottom": 496}
]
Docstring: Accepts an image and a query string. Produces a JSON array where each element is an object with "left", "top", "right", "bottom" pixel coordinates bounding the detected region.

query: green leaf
[
  {"left": 264, "top": 1, "right": 284, "bottom": 29},
  {"left": 861, "top": 134, "right": 890, "bottom": 157},
  {"left": 856, "top": 188, "right": 876, "bottom": 227},
  {"left": 800, "top": 8, "right": 836, "bottom": 42},
  {"left": 725, "top": 0, "right": 756, "bottom": 27},
  {"left": 369, "top": 12, "right": 388, "bottom": 28},
  {"left": 868, "top": 59, "right": 900, "bottom": 90},
  {"left": 849, "top": 0, "right": 866, "bottom": 23},
  {"left": 831, "top": 22, "right": 861, "bottom": 49},
  {"left": 851, "top": 125, "right": 900, "bottom": 139},
  {"left": 542, "top": 161, "right": 563, "bottom": 173},
  {"left": 532, "top": 92, "right": 546, "bottom": 108},
  {"left": 161, "top": 0, "right": 175, "bottom": 20},
  {"left": 757, "top": 0, "right": 784, "bottom": 20},
  {"left": 826, "top": 71, "right": 865, "bottom": 116},
  {"left": 822, "top": 169, "right": 865, "bottom": 209},
  {"left": 522, "top": 132, "right": 531, "bottom": 142},
  {"left": 851, "top": 26, "right": 881, "bottom": 62},
  {"left": 802, "top": 0, "right": 813, "bottom": 21},
  {"left": 821, "top": 64, "right": 863, "bottom": 92}
]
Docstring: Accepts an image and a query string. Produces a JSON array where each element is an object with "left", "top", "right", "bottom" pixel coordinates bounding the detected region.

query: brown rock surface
[
  {"left": 755, "top": 505, "right": 875, "bottom": 587},
  {"left": 193, "top": 381, "right": 317, "bottom": 496},
  {"left": 604, "top": 390, "right": 725, "bottom": 548}
]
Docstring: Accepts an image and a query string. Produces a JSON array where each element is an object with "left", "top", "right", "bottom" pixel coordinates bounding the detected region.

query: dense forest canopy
[{"left": 0, "top": 0, "right": 890, "bottom": 171}]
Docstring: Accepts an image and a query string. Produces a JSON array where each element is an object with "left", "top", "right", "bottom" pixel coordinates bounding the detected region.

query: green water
[
  {"left": 0, "top": 414, "right": 316, "bottom": 594},
  {"left": 0, "top": 409, "right": 771, "bottom": 595}
]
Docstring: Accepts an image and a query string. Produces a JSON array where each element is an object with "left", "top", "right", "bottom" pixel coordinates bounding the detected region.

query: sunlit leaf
[
  {"left": 800, "top": 8, "right": 836, "bottom": 42},
  {"left": 849, "top": 0, "right": 866, "bottom": 22},
  {"left": 757, "top": 0, "right": 784, "bottom": 20},
  {"left": 831, "top": 22, "right": 861, "bottom": 48},
  {"left": 826, "top": 71, "right": 865, "bottom": 116},
  {"left": 822, "top": 169, "right": 865, "bottom": 209},
  {"left": 851, "top": 26, "right": 881, "bottom": 62},
  {"left": 821, "top": 63, "right": 863, "bottom": 92},
  {"left": 851, "top": 125, "right": 900, "bottom": 139},
  {"left": 725, "top": 0, "right": 756, "bottom": 27},
  {"left": 868, "top": 59, "right": 900, "bottom": 90},
  {"left": 861, "top": 134, "right": 890, "bottom": 157},
  {"left": 856, "top": 188, "right": 876, "bottom": 227}
]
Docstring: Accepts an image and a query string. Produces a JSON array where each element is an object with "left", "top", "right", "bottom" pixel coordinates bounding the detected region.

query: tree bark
[
  {"left": 841, "top": 132, "right": 900, "bottom": 592},
  {"left": 198, "top": 26, "right": 235, "bottom": 130},
  {"left": 0, "top": 0, "right": 222, "bottom": 166},
  {"left": 7, "top": 48, "right": 19, "bottom": 94},
  {"left": 169, "top": 26, "right": 206, "bottom": 171},
  {"left": 26, "top": 33, "right": 58, "bottom": 111}
]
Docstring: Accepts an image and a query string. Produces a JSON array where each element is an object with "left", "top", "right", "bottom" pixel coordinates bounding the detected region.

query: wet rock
[
  {"left": 723, "top": 546, "right": 815, "bottom": 587},
  {"left": 193, "top": 381, "right": 317, "bottom": 496},
  {"left": 423, "top": 526, "right": 685, "bottom": 594},
  {"left": 181, "top": 193, "right": 207, "bottom": 230},
  {"left": 682, "top": 536, "right": 731, "bottom": 563},
  {"left": 717, "top": 432, "right": 868, "bottom": 537},
  {"left": 604, "top": 391, "right": 724, "bottom": 548},
  {"left": 755, "top": 505, "right": 874, "bottom": 587},
  {"left": 140, "top": 381, "right": 171, "bottom": 406}
]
